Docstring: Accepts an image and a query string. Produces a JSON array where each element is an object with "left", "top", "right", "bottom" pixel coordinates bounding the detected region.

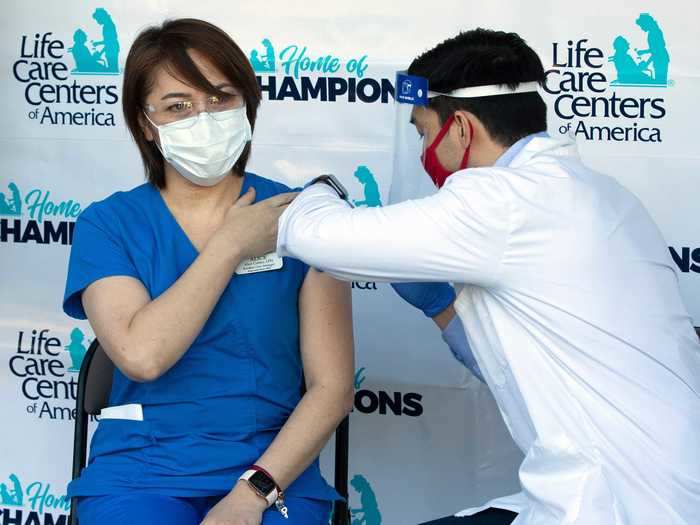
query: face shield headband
[{"left": 395, "top": 72, "right": 539, "bottom": 188}]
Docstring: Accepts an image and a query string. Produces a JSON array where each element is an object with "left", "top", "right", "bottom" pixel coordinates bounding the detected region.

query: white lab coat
[{"left": 277, "top": 136, "right": 700, "bottom": 524}]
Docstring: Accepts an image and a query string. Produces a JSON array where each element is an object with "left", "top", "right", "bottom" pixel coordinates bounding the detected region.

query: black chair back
[
  {"left": 332, "top": 416, "right": 351, "bottom": 525},
  {"left": 70, "top": 340, "right": 114, "bottom": 525}
]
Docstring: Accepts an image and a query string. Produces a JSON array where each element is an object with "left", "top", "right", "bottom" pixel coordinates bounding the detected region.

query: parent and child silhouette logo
[
  {"left": 350, "top": 474, "right": 382, "bottom": 525},
  {"left": 65, "top": 327, "right": 88, "bottom": 372},
  {"left": 68, "top": 8, "right": 120, "bottom": 75},
  {"left": 250, "top": 38, "right": 276, "bottom": 73},
  {"left": 609, "top": 13, "right": 671, "bottom": 87},
  {"left": 352, "top": 166, "right": 382, "bottom": 208},
  {"left": 0, "top": 183, "right": 21, "bottom": 217},
  {"left": 0, "top": 475, "right": 22, "bottom": 507}
]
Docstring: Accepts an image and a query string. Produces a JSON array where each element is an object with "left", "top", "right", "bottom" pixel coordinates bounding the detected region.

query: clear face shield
[{"left": 388, "top": 71, "right": 541, "bottom": 204}]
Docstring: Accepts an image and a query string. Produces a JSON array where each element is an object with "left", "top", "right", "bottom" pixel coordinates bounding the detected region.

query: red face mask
[{"left": 421, "top": 115, "right": 473, "bottom": 188}]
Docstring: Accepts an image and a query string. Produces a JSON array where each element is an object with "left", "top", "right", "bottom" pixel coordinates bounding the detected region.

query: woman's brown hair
[{"left": 122, "top": 18, "right": 261, "bottom": 188}]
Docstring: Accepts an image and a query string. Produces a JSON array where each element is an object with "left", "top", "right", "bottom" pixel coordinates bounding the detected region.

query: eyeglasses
[{"left": 145, "top": 89, "right": 245, "bottom": 126}]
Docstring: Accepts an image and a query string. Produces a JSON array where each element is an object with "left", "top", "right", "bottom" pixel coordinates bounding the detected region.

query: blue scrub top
[{"left": 63, "top": 173, "right": 338, "bottom": 501}]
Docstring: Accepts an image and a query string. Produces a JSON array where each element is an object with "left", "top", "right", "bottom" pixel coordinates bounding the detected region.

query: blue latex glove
[
  {"left": 390, "top": 282, "right": 456, "bottom": 318},
  {"left": 442, "top": 315, "right": 485, "bottom": 382}
]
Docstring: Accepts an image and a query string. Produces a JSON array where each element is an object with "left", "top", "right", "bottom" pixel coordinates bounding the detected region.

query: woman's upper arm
[
  {"left": 298, "top": 268, "right": 354, "bottom": 389},
  {"left": 63, "top": 207, "right": 151, "bottom": 378},
  {"left": 81, "top": 275, "right": 151, "bottom": 375}
]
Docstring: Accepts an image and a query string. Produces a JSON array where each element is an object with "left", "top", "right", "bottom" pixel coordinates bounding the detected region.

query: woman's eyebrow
[
  {"left": 160, "top": 83, "right": 235, "bottom": 100},
  {"left": 161, "top": 91, "right": 191, "bottom": 100}
]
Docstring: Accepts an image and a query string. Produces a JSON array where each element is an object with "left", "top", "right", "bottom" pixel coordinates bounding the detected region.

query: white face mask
[{"left": 146, "top": 105, "right": 252, "bottom": 187}]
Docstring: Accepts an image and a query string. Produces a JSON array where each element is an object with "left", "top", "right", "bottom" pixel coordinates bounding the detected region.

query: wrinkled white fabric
[{"left": 277, "top": 136, "right": 700, "bottom": 524}]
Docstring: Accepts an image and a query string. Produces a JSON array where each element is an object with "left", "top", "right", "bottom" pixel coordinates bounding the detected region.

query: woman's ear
[{"left": 139, "top": 113, "right": 155, "bottom": 142}]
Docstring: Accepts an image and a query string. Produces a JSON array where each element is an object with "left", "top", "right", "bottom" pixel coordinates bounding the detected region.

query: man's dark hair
[{"left": 408, "top": 28, "right": 546, "bottom": 146}]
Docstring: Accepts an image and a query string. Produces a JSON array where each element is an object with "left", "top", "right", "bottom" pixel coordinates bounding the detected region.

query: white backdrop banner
[{"left": 1, "top": 1, "right": 698, "bottom": 524}]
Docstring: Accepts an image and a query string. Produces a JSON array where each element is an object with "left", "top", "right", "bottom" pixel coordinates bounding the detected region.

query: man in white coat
[{"left": 275, "top": 28, "right": 700, "bottom": 524}]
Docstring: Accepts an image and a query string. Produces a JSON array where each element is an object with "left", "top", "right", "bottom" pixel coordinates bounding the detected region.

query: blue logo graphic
[
  {"left": 545, "top": 12, "right": 673, "bottom": 143},
  {"left": 0, "top": 182, "right": 84, "bottom": 245},
  {"left": 65, "top": 328, "right": 88, "bottom": 372},
  {"left": 69, "top": 7, "right": 120, "bottom": 75},
  {"left": 0, "top": 183, "right": 22, "bottom": 217},
  {"left": 247, "top": 37, "right": 393, "bottom": 104},
  {"left": 0, "top": 473, "right": 70, "bottom": 515},
  {"left": 12, "top": 9, "right": 121, "bottom": 127},
  {"left": 610, "top": 13, "right": 670, "bottom": 87},
  {"left": 350, "top": 474, "right": 381, "bottom": 525},
  {"left": 354, "top": 367, "right": 366, "bottom": 390},
  {"left": 250, "top": 38, "right": 276, "bottom": 73},
  {"left": 0, "top": 475, "right": 23, "bottom": 507},
  {"left": 352, "top": 166, "right": 382, "bottom": 208},
  {"left": 250, "top": 38, "right": 368, "bottom": 79},
  {"left": 0, "top": 182, "right": 82, "bottom": 222}
]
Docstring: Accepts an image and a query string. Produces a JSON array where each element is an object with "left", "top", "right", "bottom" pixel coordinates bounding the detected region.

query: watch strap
[{"left": 308, "top": 174, "right": 350, "bottom": 201}]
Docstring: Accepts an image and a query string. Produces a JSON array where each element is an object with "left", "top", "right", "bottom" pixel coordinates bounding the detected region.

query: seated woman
[
  {"left": 609, "top": 36, "right": 652, "bottom": 85},
  {"left": 68, "top": 29, "right": 107, "bottom": 73},
  {"left": 63, "top": 18, "right": 354, "bottom": 525}
]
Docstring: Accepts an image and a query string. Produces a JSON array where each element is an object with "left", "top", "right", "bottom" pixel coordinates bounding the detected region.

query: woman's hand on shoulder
[{"left": 209, "top": 187, "right": 298, "bottom": 263}]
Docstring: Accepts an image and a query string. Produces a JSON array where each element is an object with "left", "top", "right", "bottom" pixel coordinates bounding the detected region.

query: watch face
[{"left": 249, "top": 470, "right": 276, "bottom": 495}]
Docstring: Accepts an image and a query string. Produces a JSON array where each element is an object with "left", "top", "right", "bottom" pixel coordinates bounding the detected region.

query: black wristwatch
[
  {"left": 239, "top": 468, "right": 288, "bottom": 518},
  {"left": 308, "top": 174, "right": 351, "bottom": 203}
]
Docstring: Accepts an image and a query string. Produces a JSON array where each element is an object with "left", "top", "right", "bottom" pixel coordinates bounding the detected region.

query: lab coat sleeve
[{"left": 277, "top": 171, "right": 511, "bottom": 285}]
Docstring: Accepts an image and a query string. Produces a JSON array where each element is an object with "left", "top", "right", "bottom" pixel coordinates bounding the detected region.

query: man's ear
[{"left": 453, "top": 110, "right": 474, "bottom": 148}]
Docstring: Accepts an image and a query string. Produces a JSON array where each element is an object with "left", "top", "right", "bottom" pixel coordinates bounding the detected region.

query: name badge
[
  {"left": 100, "top": 403, "right": 144, "bottom": 421},
  {"left": 235, "top": 252, "right": 284, "bottom": 275}
]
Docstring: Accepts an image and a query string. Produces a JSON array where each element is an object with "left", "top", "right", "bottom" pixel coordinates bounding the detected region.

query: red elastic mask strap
[
  {"left": 427, "top": 114, "right": 455, "bottom": 154},
  {"left": 459, "top": 120, "right": 474, "bottom": 170}
]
